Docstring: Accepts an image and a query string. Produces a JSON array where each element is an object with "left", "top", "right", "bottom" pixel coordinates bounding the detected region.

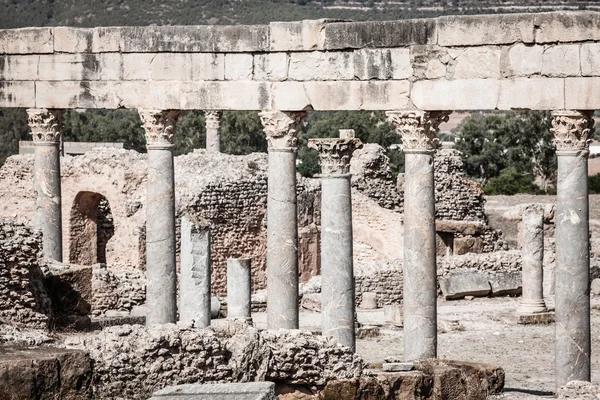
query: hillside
[{"left": 0, "top": 0, "right": 598, "bottom": 28}]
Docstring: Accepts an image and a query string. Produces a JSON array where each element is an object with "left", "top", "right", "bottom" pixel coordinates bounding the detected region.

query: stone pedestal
[
  {"left": 259, "top": 110, "right": 306, "bottom": 330},
  {"left": 227, "top": 258, "right": 252, "bottom": 319},
  {"left": 205, "top": 111, "right": 222, "bottom": 153},
  {"left": 309, "top": 135, "right": 362, "bottom": 350},
  {"left": 139, "top": 109, "right": 181, "bottom": 325},
  {"left": 387, "top": 110, "right": 450, "bottom": 360},
  {"left": 552, "top": 110, "right": 594, "bottom": 387},
  {"left": 518, "top": 205, "right": 547, "bottom": 315},
  {"left": 27, "top": 108, "right": 65, "bottom": 262},
  {"left": 180, "top": 216, "right": 211, "bottom": 328}
]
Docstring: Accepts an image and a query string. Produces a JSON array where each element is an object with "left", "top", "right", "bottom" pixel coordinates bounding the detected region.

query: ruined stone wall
[
  {"left": 355, "top": 267, "right": 403, "bottom": 308},
  {"left": 0, "top": 219, "right": 50, "bottom": 328}
]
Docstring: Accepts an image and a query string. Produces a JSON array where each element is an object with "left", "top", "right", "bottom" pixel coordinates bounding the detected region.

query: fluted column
[
  {"left": 552, "top": 110, "right": 594, "bottom": 387},
  {"left": 386, "top": 110, "right": 451, "bottom": 360},
  {"left": 205, "top": 111, "right": 222, "bottom": 153},
  {"left": 259, "top": 110, "right": 306, "bottom": 330},
  {"left": 308, "top": 133, "right": 362, "bottom": 350},
  {"left": 139, "top": 109, "right": 181, "bottom": 325},
  {"left": 27, "top": 108, "right": 65, "bottom": 262}
]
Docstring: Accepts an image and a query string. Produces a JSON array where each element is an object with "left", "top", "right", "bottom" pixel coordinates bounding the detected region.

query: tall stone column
[
  {"left": 552, "top": 110, "right": 594, "bottom": 386},
  {"left": 139, "top": 109, "right": 181, "bottom": 325},
  {"left": 27, "top": 108, "right": 65, "bottom": 262},
  {"left": 386, "top": 110, "right": 450, "bottom": 360},
  {"left": 309, "top": 134, "right": 362, "bottom": 350},
  {"left": 259, "top": 110, "right": 306, "bottom": 330},
  {"left": 205, "top": 111, "right": 222, "bottom": 153},
  {"left": 518, "top": 205, "right": 548, "bottom": 315}
]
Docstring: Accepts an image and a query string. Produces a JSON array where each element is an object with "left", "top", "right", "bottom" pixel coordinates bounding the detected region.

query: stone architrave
[
  {"left": 139, "top": 109, "right": 181, "bottom": 325},
  {"left": 259, "top": 110, "right": 306, "bottom": 330},
  {"left": 205, "top": 111, "right": 222, "bottom": 153},
  {"left": 552, "top": 110, "right": 594, "bottom": 387},
  {"left": 180, "top": 216, "right": 211, "bottom": 328},
  {"left": 227, "top": 258, "right": 252, "bottom": 319},
  {"left": 308, "top": 135, "right": 363, "bottom": 350},
  {"left": 386, "top": 109, "right": 451, "bottom": 360},
  {"left": 517, "top": 205, "right": 548, "bottom": 315},
  {"left": 27, "top": 108, "right": 65, "bottom": 262}
]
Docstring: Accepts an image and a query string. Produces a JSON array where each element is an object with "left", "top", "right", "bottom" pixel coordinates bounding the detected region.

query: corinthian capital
[
  {"left": 308, "top": 137, "right": 363, "bottom": 175},
  {"left": 205, "top": 111, "right": 222, "bottom": 131},
  {"left": 551, "top": 110, "right": 595, "bottom": 152},
  {"left": 386, "top": 110, "right": 451, "bottom": 152},
  {"left": 27, "top": 108, "right": 65, "bottom": 143},
  {"left": 139, "top": 109, "right": 181, "bottom": 148},
  {"left": 259, "top": 110, "right": 306, "bottom": 149}
]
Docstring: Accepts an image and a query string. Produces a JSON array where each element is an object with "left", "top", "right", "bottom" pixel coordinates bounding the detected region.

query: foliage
[
  {"left": 220, "top": 111, "right": 267, "bottom": 155},
  {"left": 0, "top": 108, "right": 30, "bottom": 166},
  {"left": 483, "top": 168, "right": 541, "bottom": 195},
  {"left": 589, "top": 174, "right": 600, "bottom": 195}
]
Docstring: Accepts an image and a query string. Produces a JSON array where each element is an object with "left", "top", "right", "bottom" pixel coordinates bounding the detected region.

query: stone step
[{"left": 150, "top": 382, "right": 278, "bottom": 400}]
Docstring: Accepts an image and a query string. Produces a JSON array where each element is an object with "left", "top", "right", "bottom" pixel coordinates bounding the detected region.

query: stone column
[
  {"left": 180, "top": 216, "right": 211, "bottom": 328},
  {"left": 205, "top": 111, "right": 222, "bottom": 153},
  {"left": 518, "top": 205, "right": 548, "bottom": 315},
  {"left": 552, "top": 110, "right": 594, "bottom": 386},
  {"left": 27, "top": 108, "right": 65, "bottom": 262},
  {"left": 259, "top": 110, "right": 306, "bottom": 330},
  {"left": 227, "top": 258, "right": 252, "bottom": 319},
  {"left": 386, "top": 110, "right": 451, "bottom": 360},
  {"left": 139, "top": 109, "right": 181, "bottom": 325},
  {"left": 308, "top": 134, "right": 362, "bottom": 350}
]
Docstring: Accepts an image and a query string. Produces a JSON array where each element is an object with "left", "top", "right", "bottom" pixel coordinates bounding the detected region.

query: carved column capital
[
  {"left": 139, "top": 109, "right": 181, "bottom": 148},
  {"left": 308, "top": 137, "right": 363, "bottom": 175},
  {"left": 27, "top": 108, "right": 65, "bottom": 144},
  {"left": 386, "top": 110, "right": 451, "bottom": 152},
  {"left": 552, "top": 110, "right": 595, "bottom": 152},
  {"left": 259, "top": 110, "right": 306, "bottom": 149},
  {"left": 205, "top": 111, "right": 222, "bottom": 131}
]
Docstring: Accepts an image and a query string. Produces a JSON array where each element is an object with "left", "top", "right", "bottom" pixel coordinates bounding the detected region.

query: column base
[{"left": 516, "top": 300, "right": 548, "bottom": 315}]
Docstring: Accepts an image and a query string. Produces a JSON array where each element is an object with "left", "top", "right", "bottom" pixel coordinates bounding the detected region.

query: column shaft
[
  {"left": 205, "top": 111, "right": 221, "bottom": 153},
  {"left": 518, "top": 206, "right": 547, "bottom": 314},
  {"left": 227, "top": 258, "right": 252, "bottom": 319}
]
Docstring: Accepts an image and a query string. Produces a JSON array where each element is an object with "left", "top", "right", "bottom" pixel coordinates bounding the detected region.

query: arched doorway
[{"left": 69, "top": 191, "right": 115, "bottom": 265}]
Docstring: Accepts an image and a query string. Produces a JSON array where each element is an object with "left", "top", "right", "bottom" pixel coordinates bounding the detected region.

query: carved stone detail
[
  {"left": 205, "top": 111, "right": 222, "bottom": 131},
  {"left": 308, "top": 137, "right": 363, "bottom": 175},
  {"left": 552, "top": 110, "right": 595, "bottom": 152},
  {"left": 386, "top": 110, "right": 451, "bottom": 151},
  {"left": 139, "top": 109, "right": 181, "bottom": 147},
  {"left": 27, "top": 108, "right": 65, "bottom": 143},
  {"left": 259, "top": 110, "right": 306, "bottom": 149}
]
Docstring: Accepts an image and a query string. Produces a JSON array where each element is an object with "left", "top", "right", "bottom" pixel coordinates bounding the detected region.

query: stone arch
[{"left": 69, "top": 191, "right": 115, "bottom": 265}]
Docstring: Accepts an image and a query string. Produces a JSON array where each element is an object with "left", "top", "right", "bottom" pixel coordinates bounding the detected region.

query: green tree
[
  {"left": 0, "top": 108, "right": 29, "bottom": 166},
  {"left": 589, "top": 174, "right": 600, "bottom": 194},
  {"left": 483, "top": 168, "right": 541, "bottom": 195},
  {"left": 220, "top": 111, "right": 267, "bottom": 155}
]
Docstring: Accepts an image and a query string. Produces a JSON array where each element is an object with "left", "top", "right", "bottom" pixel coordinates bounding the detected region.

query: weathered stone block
[
  {"left": 436, "top": 220, "right": 484, "bottom": 235},
  {"left": 269, "top": 19, "right": 332, "bottom": 51},
  {"left": 214, "top": 25, "right": 270, "bottom": 52},
  {"left": 121, "top": 53, "right": 153, "bottom": 80},
  {"left": 54, "top": 27, "right": 94, "bottom": 53},
  {"left": 38, "top": 54, "right": 102, "bottom": 81},
  {"left": 488, "top": 271, "right": 522, "bottom": 296},
  {"left": 353, "top": 48, "right": 412, "bottom": 80},
  {"left": 565, "top": 77, "right": 600, "bottom": 109},
  {"left": 323, "top": 19, "right": 437, "bottom": 50},
  {"left": 506, "top": 43, "right": 543, "bottom": 76},
  {"left": 92, "top": 27, "right": 121, "bottom": 52},
  {"left": 225, "top": 53, "right": 254, "bottom": 80},
  {"left": 453, "top": 237, "right": 483, "bottom": 255},
  {"left": 411, "top": 79, "right": 500, "bottom": 110},
  {"left": 581, "top": 43, "right": 600, "bottom": 76},
  {"left": 0, "top": 28, "right": 54, "bottom": 54},
  {"left": 497, "top": 78, "right": 565, "bottom": 110},
  {"left": 438, "top": 14, "right": 534, "bottom": 46},
  {"left": 151, "top": 382, "right": 278, "bottom": 400},
  {"left": 518, "top": 312, "right": 555, "bottom": 325},
  {"left": 288, "top": 51, "right": 353, "bottom": 80},
  {"left": 0, "top": 55, "right": 39, "bottom": 80},
  {"left": 383, "top": 304, "right": 403, "bottom": 327},
  {"left": 254, "top": 53, "right": 288, "bottom": 80},
  {"left": 452, "top": 47, "right": 501, "bottom": 79},
  {"left": 46, "top": 264, "right": 92, "bottom": 318},
  {"left": 0, "top": 81, "right": 35, "bottom": 108},
  {"left": 439, "top": 271, "right": 491, "bottom": 300},
  {"left": 541, "top": 45, "right": 580, "bottom": 77},
  {"left": 534, "top": 12, "right": 600, "bottom": 44},
  {"left": 360, "top": 292, "right": 377, "bottom": 309}
]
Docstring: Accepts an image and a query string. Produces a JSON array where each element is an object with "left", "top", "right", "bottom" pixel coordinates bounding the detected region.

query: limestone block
[
  {"left": 506, "top": 43, "right": 543, "bottom": 76},
  {"left": 38, "top": 54, "right": 102, "bottom": 81},
  {"left": 0, "top": 55, "right": 39, "bottom": 80},
  {"left": 497, "top": 78, "right": 565, "bottom": 110},
  {"left": 323, "top": 19, "right": 436, "bottom": 50},
  {"left": 0, "top": 28, "right": 54, "bottom": 54},
  {"left": 353, "top": 48, "right": 412, "bottom": 80},
  {"left": 439, "top": 271, "right": 491, "bottom": 300},
  {"left": 214, "top": 25, "right": 270, "bottom": 52},
  {"left": 383, "top": 305, "right": 403, "bottom": 327},
  {"left": 151, "top": 382, "right": 277, "bottom": 400},
  {"left": 411, "top": 79, "right": 501, "bottom": 110},
  {"left": 591, "top": 279, "right": 600, "bottom": 296},
  {"left": 359, "top": 80, "right": 410, "bottom": 110},
  {"left": 581, "top": 43, "right": 600, "bottom": 76},
  {"left": 565, "top": 77, "right": 600, "bottom": 109},
  {"left": 92, "top": 27, "right": 121, "bottom": 52},
  {"left": 452, "top": 47, "right": 501, "bottom": 79},
  {"left": 269, "top": 19, "right": 331, "bottom": 51},
  {"left": 438, "top": 14, "right": 534, "bottom": 46},
  {"left": 122, "top": 53, "right": 153, "bottom": 80},
  {"left": 149, "top": 53, "right": 225, "bottom": 81},
  {"left": 54, "top": 27, "right": 94, "bottom": 53},
  {"left": 425, "top": 58, "right": 446, "bottom": 79},
  {"left": 436, "top": 220, "right": 484, "bottom": 235},
  {"left": 288, "top": 51, "right": 353, "bottom": 80},
  {"left": 488, "top": 271, "right": 522, "bottom": 296},
  {"left": 453, "top": 237, "right": 483, "bottom": 255},
  {"left": 360, "top": 292, "right": 378, "bottom": 309},
  {"left": 98, "top": 53, "right": 123, "bottom": 81},
  {"left": 225, "top": 54, "right": 253, "bottom": 80},
  {"left": 300, "top": 293, "right": 321, "bottom": 312},
  {"left": 253, "top": 53, "right": 288, "bottom": 81},
  {"left": 541, "top": 45, "right": 580, "bottom": 77},
  {"left": 534, "top": 12, "right": 600, "bottom": 44},
  {"left": 0, "top": 81, "right": 35, "bottom": 107}
]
